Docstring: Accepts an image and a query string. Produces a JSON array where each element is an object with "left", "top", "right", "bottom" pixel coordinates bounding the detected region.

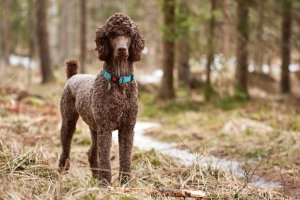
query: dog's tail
[{"left": 65, "top": 59, "right": 79, "bottom": 79}]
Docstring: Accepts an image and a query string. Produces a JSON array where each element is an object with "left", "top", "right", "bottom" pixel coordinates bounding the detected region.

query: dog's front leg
[
  {"left": 97, "top": 127, "right": 112, "bottom": 185},
  {"left": 118, "top": 126, "right": 134, "bottom": 185}
]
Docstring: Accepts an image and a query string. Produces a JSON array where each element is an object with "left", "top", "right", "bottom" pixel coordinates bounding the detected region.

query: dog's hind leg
[
  {"left": 58, "top": 88, "right": 79, "bottom": 172},
  {"left": 88, "top": 128, "right": 99, "bottom": 178}
]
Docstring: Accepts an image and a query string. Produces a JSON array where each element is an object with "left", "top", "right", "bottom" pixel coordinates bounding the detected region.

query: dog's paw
[
  {"left": 58, "top": 156, "right": 70, "bottom": 173},
  {"left": 97, "top": 171, "right": 112, "bottom": 186},
  {"left": 119, "top": 172, "right": 131, "bottom": 185}
]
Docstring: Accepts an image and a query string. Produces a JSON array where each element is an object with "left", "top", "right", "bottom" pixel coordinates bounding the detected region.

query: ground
[
  {"left": 0, "top": 67, "right": 298, "bottom": 199},
  {"left": 139, "top": 73, "right": 300, "bottom": 199}
]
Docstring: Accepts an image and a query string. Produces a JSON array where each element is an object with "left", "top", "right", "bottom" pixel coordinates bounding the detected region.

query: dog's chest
[
  {"left": 91, "top": 80, "right": 138, "bottom": 130},
  {"left": 105, "top": 85, "right": 136, "bottom": 111}
]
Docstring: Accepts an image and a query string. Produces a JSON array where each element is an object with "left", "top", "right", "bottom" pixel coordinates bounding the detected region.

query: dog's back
[{"left": 61, "top": 60, "right": 97, "bottom": 129}]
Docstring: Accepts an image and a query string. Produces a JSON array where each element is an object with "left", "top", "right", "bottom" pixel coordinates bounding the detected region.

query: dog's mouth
[{"left": 117, "top": 52, "right": 129, "bottom": 60}]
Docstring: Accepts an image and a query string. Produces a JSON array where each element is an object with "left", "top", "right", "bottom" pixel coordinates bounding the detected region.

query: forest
[{"left": 0, "top": 0, "right": 300, "bottom": 199}]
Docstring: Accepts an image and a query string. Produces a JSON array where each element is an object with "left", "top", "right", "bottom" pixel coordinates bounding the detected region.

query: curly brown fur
[
  {"left": 95, "top": 13, "right": 144, "bottom": 62},
  {"left": 59, "top": 13, "right": 144, "bottom": 186},
  {"left": 65, "top": 60, "right": 79, "bottom": 79}
]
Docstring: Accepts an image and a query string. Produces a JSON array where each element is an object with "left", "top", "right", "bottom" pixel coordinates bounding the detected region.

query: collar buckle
[{"left": 111, "top": 76, "right": 119, "bottom": 83}]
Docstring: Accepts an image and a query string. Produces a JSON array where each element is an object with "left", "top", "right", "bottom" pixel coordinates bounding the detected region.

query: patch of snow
[
  {"left": 289, "top": 64, "right": 300, "bottom": 72},
  {"left": 137, "top": 69, "right": 162, "bottom": 84},
  {"left": 262, "top": 64, "right": 270, "bottom": 74},
  {"left": 9, "top": 54, "right": 37, "bottom": 69},
  {"left": 249, "top": 64, "right": 255, "bottom": 73},
  {"left": 142, "top": 46, "right": 148, "bottom": 54},
  {"left": 112, "top": 121, "right": 281, "bottom": 189}
]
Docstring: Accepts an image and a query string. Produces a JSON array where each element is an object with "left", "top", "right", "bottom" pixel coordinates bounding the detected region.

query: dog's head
[{"left": 95, "top": 13, "right": 145, "bottom": 63}]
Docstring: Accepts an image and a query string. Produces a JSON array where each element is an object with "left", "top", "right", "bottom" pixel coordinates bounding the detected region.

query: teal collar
[{"left": 101, "top": 70, "right": 134, "bottom": 84}]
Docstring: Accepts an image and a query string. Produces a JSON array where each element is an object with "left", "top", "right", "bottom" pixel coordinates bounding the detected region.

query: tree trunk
[
  {"left": 177, "top": 38, "right": 190, "bottom": 86},
  {"left": 205, "top": 0, "right": 217, "bottom": 101},
  {"left": 222, "top": 0, "right": 230, "bottom": 59},
  {"left": 177, "top": 0, "right": 190, "bottom": 86},
  {"left": 254, "top": 0, "right": 265, "bottom": 73},
  {"left": 158, "top": 0, "right": 176, "bottom": 100},
  {"left": 27, "top": 0, "right": 36, "bottom": 85},
  {"left": 1, "top": 0, "right": 13, "bottom": 67},
  {"left": 79, "top": 0, "right": 87, "bottom": 73},
  {"left": 60, "top": 0, "right": 73, "bottom": 63},
  {"left": 235, "top": 0, "right": 249, "bottom": 98},
  {"left": 36, "top": 0, "right": 55, "bottom": 83},
  {"left": 280, "top": 0, "right": 292, "bottom": 94}
]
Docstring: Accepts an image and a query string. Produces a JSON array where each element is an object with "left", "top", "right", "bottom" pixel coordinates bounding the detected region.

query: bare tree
[
  {"left": 36, "top": 0, "right": 55, "bottom": 83},
  {"left": 176, "top": 0, "right": 190, "bottom": 86},
  {"left": 280, "top": 0, "right": 292, "bottom": 94},
  {"left": 222, "top": 0, "right": 230, "bottom": 59},
  {"left": 235, "top": 0, "right": 250, "bottom": 98},
  {"left": 27, "top": 0, "right": 36, "bottom": 85},
  {"left": 60, "top": 0, "right": 73, "bottom": 63},
  {"left": 79, "top": 0, "right": 87, "bottom": 73},
  {"left": 1, "top": 0, "right": 13, "bottom": 67},
  {"left": 254, "top": 0, "right": 266, "bottom": 73},
  {"left": 158, "top": 0, "right": 176, "bottom": 100},
  {"left": 205, "top": 0, "right": 217, "bottom": 101}
]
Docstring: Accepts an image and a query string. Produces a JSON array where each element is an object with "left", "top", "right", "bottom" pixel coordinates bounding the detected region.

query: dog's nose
[{"left": 118, "top": 47, "right": 126, "bottom": 52}]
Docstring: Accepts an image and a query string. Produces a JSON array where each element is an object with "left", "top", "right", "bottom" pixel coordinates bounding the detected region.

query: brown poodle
[{"left": 58, "top": 13, "right": 144, "bottom": 185}]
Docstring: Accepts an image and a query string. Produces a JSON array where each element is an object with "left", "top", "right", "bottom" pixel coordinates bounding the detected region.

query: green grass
[
  {"left": 139, "top": 91, "right": 203, "bottom": 117},
  {"left": 213, "top": 95, "right": 247, "bottom": 110},
  {"left": 139, "top": 90, "right": 250, "bottom": 122}
]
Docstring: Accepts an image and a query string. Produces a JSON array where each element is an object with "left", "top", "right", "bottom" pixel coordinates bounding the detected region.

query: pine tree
[
  {"left": 36, "top": 0, "right": 55, "bottom": 83},
  {"left": 280, "top": 0, "right": 292, "bottom": 94},
  {"left": 176, "top": 0, "right": 191, "bottom": 86},
  {"left": 235, "top": 0, "right": 250, "bottom": 98},
  {"left": 205, "top": 0, "right": 217, "bottom": 101},
  {"left": 158, "top": 0, "right": 176, "bottom": 100},
  {"left": 79, "top": 0, "right": 87, "bottom": 73}
]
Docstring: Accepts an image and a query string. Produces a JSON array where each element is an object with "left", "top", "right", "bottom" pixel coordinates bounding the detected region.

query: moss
[
  {"left": 139, "top": 91, "right": 202, "bottom": 120},
  {"left": 160, "top": 100, "right": 201, "bottom": 115},
  {"left": 213, "top": 95, "right": 247, "bottom": 110}
]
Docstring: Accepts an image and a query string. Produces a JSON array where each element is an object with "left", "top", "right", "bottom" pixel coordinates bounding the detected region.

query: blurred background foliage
[{"left": 0, "top": 0, "right": 300, "bottom": 98}]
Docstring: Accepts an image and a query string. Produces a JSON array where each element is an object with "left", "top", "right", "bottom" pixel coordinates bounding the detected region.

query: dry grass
[
  {"left": 0, "top": 67, "right": 297, "bottom": 199},
  {"left": 0, "top": 138, "right": 287, "bottom": 200},
  {"left": 140, "top": 92, "right": 300, "bottom": 198}
]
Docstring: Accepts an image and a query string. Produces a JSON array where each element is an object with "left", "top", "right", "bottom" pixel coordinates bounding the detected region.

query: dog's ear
[
  {"left": 129, "top": 25, "right": 145, "bottom": 62},
  {"left": 95, "top": 26, "right": 112, "bottom": 61}
]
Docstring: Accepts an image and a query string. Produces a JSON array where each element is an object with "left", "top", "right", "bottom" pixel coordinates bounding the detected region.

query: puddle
[{"left": 112, "top": 122, "right": 282, "bottom": 189}]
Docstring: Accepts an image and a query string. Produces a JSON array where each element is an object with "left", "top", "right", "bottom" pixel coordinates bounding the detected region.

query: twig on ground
[{"left": 234, "top": 161, "right": 263, "bottom": 197}]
